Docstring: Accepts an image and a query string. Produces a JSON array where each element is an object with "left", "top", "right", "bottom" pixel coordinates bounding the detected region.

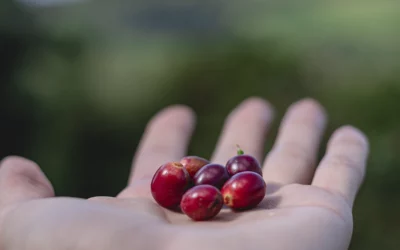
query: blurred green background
[{"left": 1, "top": 0, "right": 399, "bottom": 249}]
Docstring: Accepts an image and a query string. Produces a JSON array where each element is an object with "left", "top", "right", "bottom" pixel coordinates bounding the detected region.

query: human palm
[{"left": 0, "top": 98, "right": 368, "bottom": 250}]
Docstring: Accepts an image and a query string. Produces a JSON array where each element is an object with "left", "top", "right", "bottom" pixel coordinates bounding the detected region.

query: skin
[{"left": 0, "top": 97, "right": 369, "bottom": 250}]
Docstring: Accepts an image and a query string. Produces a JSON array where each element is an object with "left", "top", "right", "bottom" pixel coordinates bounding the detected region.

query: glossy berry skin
[
  {"left": 193, "top": 164, "right": 229, "bottom": 189},
  {"left": 151, "top": 162, "right": 192, "bottom": 209},
  {"left": 180, "top": 185, "right": 223, "bottom": 221},
  {"left": 226, "top": 154, "right": 263, "bottom": 177},
  {"left": 180, "top": 156, "right": 210, "bottom": 178},
  {"left": 221, "top": 171, "right": 266, "bottom": 210}
]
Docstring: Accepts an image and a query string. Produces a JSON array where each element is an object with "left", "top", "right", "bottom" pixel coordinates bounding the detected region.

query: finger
[
  {"left": 0, "top": 156, "right": 54, "bottom": 207},
  {"left": 128, "top": 105, "right": 196, "bottom": 184},
  {"left": 211, "top": 97, "right": 274, "bottom": 165},
  {"left": 263, "top": 98, "right": 327, "bottom": 184},
  {"left": 312, "top": 126, "right": 369, "bottom": 207}
]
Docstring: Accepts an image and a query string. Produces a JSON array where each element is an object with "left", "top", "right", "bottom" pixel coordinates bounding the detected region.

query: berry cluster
[{"left": 150, "top": 146, "right": 266, "bottom": 221}]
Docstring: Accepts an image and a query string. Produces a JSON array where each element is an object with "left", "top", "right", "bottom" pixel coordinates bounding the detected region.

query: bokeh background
[{"left": 1, "top": 0, "right": 400, "bottom": 249}]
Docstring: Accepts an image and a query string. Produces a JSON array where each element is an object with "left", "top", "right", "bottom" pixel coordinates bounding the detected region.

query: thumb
[{"left": 0, "top": 156, "right": 54, "bottom": 208}]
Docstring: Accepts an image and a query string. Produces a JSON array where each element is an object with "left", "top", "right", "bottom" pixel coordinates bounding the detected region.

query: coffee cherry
[
  {"left": 193, "top": 163, "right": 229, "bottom": 189},
  {"left": 180, "top": 156, "right": 209, "bottom": 178},
  {"left": 151, "top": 162, "right": 192, "bottom": 209},
  {"left": 226, "top": 145, "right": 262, "bottom": 176},
  {"left": 180, "top": 185, "right": 223, "bottom": 221},
  {"left": 221, "top": 171, "right": 266, "bottom": 210}
]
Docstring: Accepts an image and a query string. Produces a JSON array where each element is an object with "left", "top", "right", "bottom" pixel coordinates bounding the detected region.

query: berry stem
[{"left": 236, "top": 144, "right": 244, "bottom": 155}]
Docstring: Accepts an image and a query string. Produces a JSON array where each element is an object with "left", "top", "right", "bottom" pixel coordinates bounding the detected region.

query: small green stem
[{"left": 236, "top": 144, "right": 244, "bottom": 155}]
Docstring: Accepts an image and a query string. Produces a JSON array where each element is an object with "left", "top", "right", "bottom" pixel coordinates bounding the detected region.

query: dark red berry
[
  {"left": 226, "top": 154, "right": 263, "bottom": 176},
  {"left": 180, "top": 185, "right": 223, "bottom": 221},
  {"left": 193, "top": 163, "right": 229, "bottom": 189},
  {"left": 180, "top": 156, "right": 209, "bottom": 178},
  {"left": 221, "top": 171, "right": 266, "bottom": 210},
  {"left": 151, "top": 162, "right": 192, "bottom": 209}
]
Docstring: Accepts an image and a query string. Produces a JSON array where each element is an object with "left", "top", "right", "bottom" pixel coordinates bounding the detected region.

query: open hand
[{"left": 0, "top": 98, "right": 369, "bottom": 250}]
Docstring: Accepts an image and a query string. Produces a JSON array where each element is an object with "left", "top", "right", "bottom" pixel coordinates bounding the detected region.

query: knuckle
[
  {"left": 148, "top": 143, "right": 174, "bottom": 156},
  {"left": 322, "top": 155, "right": 365, "bottom": 180},
  {"left": 275, "top": 142, "right": 315, "bottom": 166}
]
